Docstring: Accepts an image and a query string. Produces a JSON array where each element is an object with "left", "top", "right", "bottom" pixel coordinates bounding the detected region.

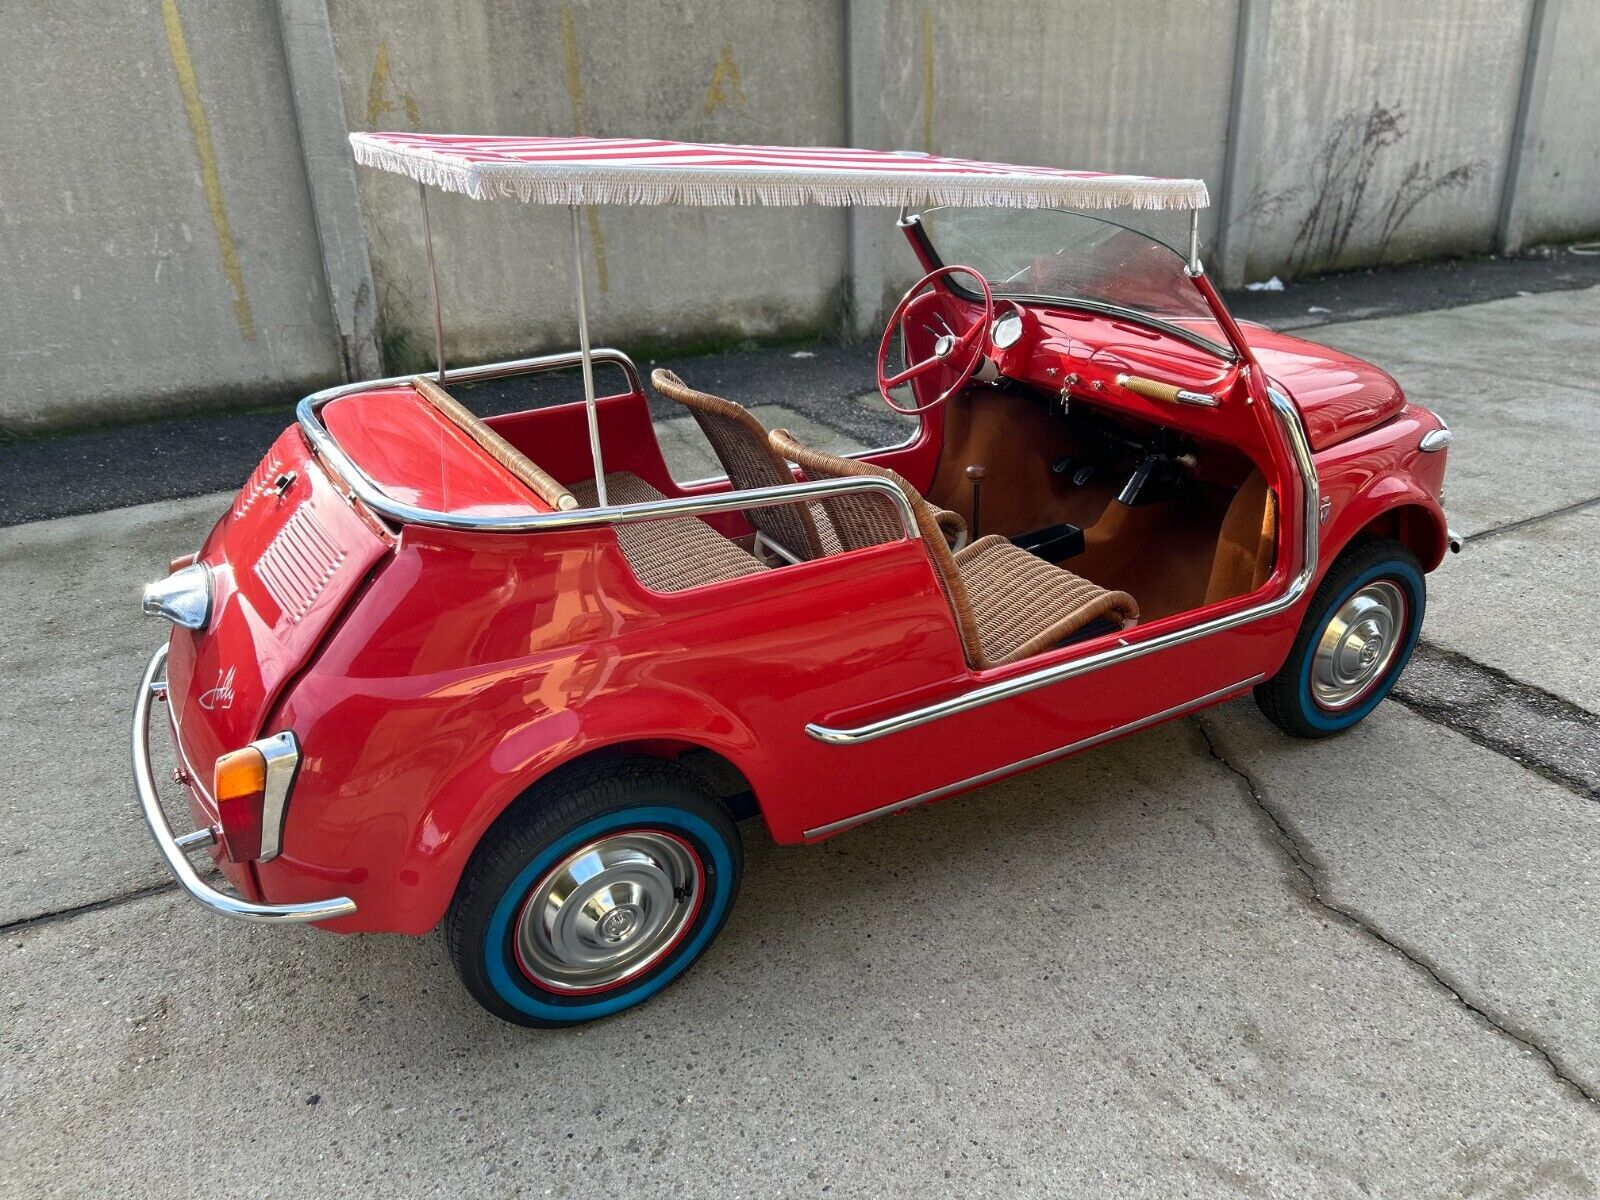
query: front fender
[{"left": 1314, "top": 405, "right": 1450, "bottom": 575}]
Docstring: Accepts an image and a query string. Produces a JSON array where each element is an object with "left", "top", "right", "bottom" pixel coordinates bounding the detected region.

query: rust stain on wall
[
  {"left": 365, "top": 42, "right": 419, "bottom": 129},
  {"left": 921, "top": 10, "right": 934, "bottom": 153},
  {"left": 161, "top": 0, "right": 255, "bottom": 341},
  {"left": 703, "top": 44, "right": 747, "bottom": 115},
  {"left": 560, "top": 5, "right": 609, "bottom": 294}
]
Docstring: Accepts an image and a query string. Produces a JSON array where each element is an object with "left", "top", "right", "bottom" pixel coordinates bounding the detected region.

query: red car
[{"left": 133, "top": 136, "right": 1456, "bottom": 1026}]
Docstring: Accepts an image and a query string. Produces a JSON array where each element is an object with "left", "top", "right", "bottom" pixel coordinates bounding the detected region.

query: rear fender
[{"left": 388, "top": 689, "right": 767, "bottom": 936}]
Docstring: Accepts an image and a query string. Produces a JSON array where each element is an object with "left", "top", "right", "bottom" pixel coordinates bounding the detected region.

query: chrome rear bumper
[{"left": 132, "top": 644, "right": 356, "bottom": 924}]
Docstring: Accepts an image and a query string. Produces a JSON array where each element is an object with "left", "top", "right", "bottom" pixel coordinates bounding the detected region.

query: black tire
[
  {"left": 446, "top": 756, "right": 742, "bottom": 1027},
  {"left": 1254, "top": 536, "right": 1425, "bottom": 739}
]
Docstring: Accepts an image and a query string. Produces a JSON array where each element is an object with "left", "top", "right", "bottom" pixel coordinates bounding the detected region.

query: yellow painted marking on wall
[
  {"left": 921, "top": 10, "right": 935, "bottom": 153},
  {"left": 162, "top": 0, "right": 255, "bottom": 341},
  {"left": 703, "top": 44, "right": 746, "bottom": 115},
  {"left": 365, "top": 42, "right": 419, "bottom": 129},
  {"left": 560, "top": 5, "right": 609, "bottom": 293}
]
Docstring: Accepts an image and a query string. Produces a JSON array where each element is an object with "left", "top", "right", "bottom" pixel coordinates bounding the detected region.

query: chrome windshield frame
[
  {"left": 904, "top": 206, "right": 1237, "bottom": 361},
  {"left": 294, "top": 351, "right": 922, "bottom": 540}
]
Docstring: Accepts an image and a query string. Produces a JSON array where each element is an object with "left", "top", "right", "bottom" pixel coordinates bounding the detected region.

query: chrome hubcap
[
  {"left": 1311, "top": 580, "right": 1407, "bottom": 710},
  {"left": 514, "top": 830, "right": 702, "bottom": 993}
]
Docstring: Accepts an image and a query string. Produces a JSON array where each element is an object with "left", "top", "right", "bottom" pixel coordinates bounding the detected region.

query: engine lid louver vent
[
  {"left": 254, "top": 506, "right": 347, "bottom": 625},
  {"left": 234, "top": 453, "right": 284, "bottom": 521}
]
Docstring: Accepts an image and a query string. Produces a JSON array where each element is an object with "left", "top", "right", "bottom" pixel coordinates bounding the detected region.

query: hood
[{"left": 1243, "top": 324, "right": 1405, "bottom": 451}]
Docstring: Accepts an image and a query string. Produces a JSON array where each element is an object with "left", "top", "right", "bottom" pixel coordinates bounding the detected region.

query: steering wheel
[{"left": 877, "top": 265, "right": 994, "bottom": 415}]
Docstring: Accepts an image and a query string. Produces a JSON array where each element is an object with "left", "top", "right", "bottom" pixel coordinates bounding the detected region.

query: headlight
[{"left": 142, "top": 562, "right": 212, "bottom": 630}]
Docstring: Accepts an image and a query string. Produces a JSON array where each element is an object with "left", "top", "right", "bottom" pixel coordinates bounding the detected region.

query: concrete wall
[
  {"left": 1514, "top": 1, "right": 1600, "bottom": 246},
  {"left": 1236, "top": 0, "right": 1533, "bottom": 280},
  {"left": 324, "top": 0, "right": 851, "bottom": 367},
  {"left": 1, "top": 1, "right": 341, "bottom": 432},
  {"left": 839, "top": 0, "right": 1241, "bottom": 317},
  {"left": 4, "top": 0, "right": 1599, "bottom": 432}
]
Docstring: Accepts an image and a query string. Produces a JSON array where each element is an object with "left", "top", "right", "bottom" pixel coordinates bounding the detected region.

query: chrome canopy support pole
[
  {"left": 1187, "top": 208, "right": 1202, "bottom": 275},
  {"left": 418, "top": 181, "right": 445, "bottom": 383},
  {"left": 569, "top": 204, "right": 608, "bottom": 505}
]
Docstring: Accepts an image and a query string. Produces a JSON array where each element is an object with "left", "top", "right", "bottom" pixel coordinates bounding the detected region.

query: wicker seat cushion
[
  {"left": 955, "top": 535, "right": 1139, "bottom": 664},
  {"left": 571, "top": 472, "right": 766, "bottom": 592}
]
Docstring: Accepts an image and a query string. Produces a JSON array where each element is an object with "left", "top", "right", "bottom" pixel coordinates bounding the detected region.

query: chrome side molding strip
[
  {"left": 806, "top": 387, "right": 1319, "bottom": 745},
  {"left": 295, "top": 351, "right": 920, "bottom": 541},
  {"left": 803, "top": 674, "right": 1266, "bottom": 839}
]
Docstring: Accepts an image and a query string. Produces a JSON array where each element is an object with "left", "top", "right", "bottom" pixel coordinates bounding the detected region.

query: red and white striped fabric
[{"left": 349, "top": 133, "right": 1208, "bottom": 211}]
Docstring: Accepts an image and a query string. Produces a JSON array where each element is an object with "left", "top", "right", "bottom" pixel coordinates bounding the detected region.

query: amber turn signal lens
[{"left": 212, "top": 747, "right": 267, "bottom": 863}]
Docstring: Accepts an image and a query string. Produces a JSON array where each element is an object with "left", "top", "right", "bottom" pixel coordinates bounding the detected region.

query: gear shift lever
[{"left": 965, "top": 464, "right": 987, "bottom": 539}]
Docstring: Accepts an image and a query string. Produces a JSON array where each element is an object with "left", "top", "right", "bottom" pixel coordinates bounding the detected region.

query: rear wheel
[
  {"left": 446, "top": 758, "right": 742, "bottom": 1027},
  {"left": 1255, "top": 536, "right": 1425, "bottom": 738}
]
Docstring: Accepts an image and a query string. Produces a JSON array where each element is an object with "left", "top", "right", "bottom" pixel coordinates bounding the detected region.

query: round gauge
[{"left": 991, "top": 309, "right": 1025, "bottom": 350}]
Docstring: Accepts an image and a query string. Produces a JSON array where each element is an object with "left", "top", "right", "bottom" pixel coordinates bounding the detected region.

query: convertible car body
[{"left": 133, "top": 136, "right": 1455, "bottom": 1025}]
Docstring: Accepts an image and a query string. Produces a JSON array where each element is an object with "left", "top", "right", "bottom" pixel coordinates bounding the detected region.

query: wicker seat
[
  {"left": 571, "top": 471, "right": 766, "bottom": 592},
  {"left": 767, "top": 430, "right": 1138, "bottom": 669},
  {"left": 651, "top": 369, "right": 830, "bottom": 561},
  {"left": 652, "top": 367, "right": 968, "bottom": 557}
]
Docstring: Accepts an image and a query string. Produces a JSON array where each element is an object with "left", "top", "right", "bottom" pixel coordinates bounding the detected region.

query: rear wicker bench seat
[{"left": 571, "top": 472, "right": 767, "bottom": 593}]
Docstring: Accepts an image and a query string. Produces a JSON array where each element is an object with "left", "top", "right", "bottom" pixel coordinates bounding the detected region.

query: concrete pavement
[{"left": 3, "top": 284, "right": 1599, "bottom": 1197}]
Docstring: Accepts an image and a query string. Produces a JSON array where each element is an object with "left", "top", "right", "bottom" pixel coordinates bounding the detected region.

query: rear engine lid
[
  {"left": 1244, "top": 324, "right": 1406, "bottom": 451},
  {"left": 165, "top": 425, "right": 391, "bottom": 793},
  {"left": 320, "top": 385, "right": 549, "bottom": 518}
]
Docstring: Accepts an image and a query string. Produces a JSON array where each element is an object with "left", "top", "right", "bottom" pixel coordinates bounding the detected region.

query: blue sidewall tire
[
  {"left": 1294, "top": 558, "right": 1425, "bottom": 733},
  {"left": 483, "top": 806, "right": 735, "bottom": 1023}
]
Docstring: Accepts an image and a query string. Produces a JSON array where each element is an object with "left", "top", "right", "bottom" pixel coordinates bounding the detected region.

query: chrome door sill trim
[
  {"left": 802, "top": 674, "right": 1265, "bottom": 839},
  {"left": 806, "top": 388, "right": 1317, "bottom": 745}
]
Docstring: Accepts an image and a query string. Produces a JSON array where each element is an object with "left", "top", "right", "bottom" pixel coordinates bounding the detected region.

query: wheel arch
[
  {"left": 1354, "top": 503, "right": 1448, "bottom": 569},
  {"left": 396, "top": 697, "right": 776, "bottom": 936},
  {"left": 523, "top": 739, "right": 760, "bottom": 822},
  {"left": 1319, "top": 482, "right": 1448, "bottom": 578}
]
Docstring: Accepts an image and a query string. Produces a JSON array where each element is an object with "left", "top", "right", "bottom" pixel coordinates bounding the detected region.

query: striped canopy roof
[{"left": 349, "top": 133, "right": 1209, "bottom": 212}]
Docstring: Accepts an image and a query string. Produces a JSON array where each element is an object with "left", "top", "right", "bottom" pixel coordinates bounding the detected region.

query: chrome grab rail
[
  {"left": 805, "top": 387, "right": 1320, "bottom": 744},
  {"left": 132, "top": 644, "right": 358, "bottom": 924},
  {"left": 294, "top": 350, "right": 921, "bottom": 540}
]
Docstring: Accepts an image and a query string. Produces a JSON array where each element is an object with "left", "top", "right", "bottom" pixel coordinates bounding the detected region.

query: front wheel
[
  {"left": 446, "top": 758, "right": 742, "bottom": 1027},
  {"left": 1255, "top": 536, "right": 1425, "bottom": 738}
]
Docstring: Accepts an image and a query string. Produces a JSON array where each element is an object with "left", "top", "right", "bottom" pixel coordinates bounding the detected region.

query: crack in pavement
[
  {"left": 1373, "top": 491, "right": 1600, "bottom": 802},
  {"left": 1191, "top": 715, "right": 1600, "bottom": 1109},
  {"left": 1394, "top": 642, "right": 1600, "bottom": 801},
  {"left": 1462, "top": 494, "right": 1600, "bottom": 547},
  {"left": 2, "top": 880, "right": 179, "bottom": 937}
]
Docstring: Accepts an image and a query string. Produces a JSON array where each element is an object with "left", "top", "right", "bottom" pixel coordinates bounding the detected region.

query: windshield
[{"left": 915, "top": 207, "right": 1231, "bottom": 357}]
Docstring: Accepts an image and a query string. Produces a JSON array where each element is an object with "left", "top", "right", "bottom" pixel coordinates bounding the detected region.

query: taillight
[
  {"left": 213, "top": 747, "right": 268, "bottom": 862},
  {"left": 210, "top": 733, "right": 300, "bottom": 863}
]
